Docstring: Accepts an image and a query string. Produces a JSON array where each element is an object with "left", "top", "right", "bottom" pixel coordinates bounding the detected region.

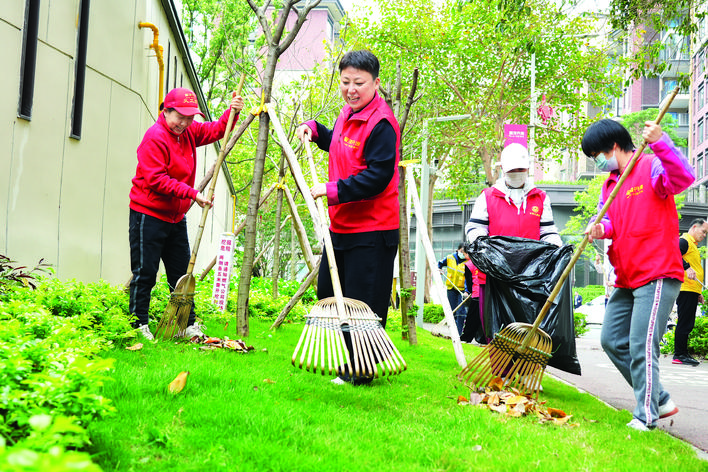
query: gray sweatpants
[{"left": 600, "top": 278, "right": 680, "bottom": 427}]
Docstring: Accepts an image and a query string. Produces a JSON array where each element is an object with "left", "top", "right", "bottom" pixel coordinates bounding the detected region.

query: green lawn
[{"left": 89, "top": 319, "right": 708, "bottom": 472}]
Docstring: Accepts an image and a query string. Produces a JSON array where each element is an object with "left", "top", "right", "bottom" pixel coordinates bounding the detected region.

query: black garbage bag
[{"left": 469, "top": 235, "right": 581, "bottom": 375}]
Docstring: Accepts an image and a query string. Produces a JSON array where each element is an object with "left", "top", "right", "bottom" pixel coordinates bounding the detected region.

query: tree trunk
[
  {"left": 236, "top": 111, "right": 271, "bottom": 336},
  {"left": 239, "top": 0, "right": 321, "bottom": 336}
]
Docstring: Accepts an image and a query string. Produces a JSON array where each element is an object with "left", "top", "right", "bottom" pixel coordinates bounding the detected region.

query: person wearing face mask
[
  {"left": 129, "top": 87, "right": 244, "bottom": 341},
  {"left": 296, "top": 50, "right": 401, "bottom": 386},
  {"left": 464, "top": 143, "right": 562, "bottom": 341},
  {"left": 583, "top": 118, "right": 695, "bottom": 432},
  {"left": 438, "top": 243, "right": 470, "bottom": 335}
]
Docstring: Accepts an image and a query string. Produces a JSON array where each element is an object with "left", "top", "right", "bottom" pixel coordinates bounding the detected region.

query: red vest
[
  {"left": 484, "top": 186, "right": 545, "bottom": 239},
  {"left": 603, "top": 155, "right": 684, "bottom": 289},
  {"left": 328, "top": 93, "right": 401, "bottom": 233},
  {"left": 477, "top": 187, "right": 545, "bottom": 285}
]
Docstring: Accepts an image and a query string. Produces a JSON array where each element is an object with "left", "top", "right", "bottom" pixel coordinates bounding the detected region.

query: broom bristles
[
  {"left": 457, "top": 323, "right": 552, "bottom": 397},
  {"left": 292, "top": 297, "right": 406, "bottom": 377}
]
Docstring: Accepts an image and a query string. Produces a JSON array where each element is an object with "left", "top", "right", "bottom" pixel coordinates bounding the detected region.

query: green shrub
[
  {"left": 573, "top": 285, "right": 605, "bottom": 305},
  {"left": 574, "top": 310, "right": 589, "bottom": 338},
  {"left": 689, "top": 316, "right": 708, "bottom": 358},
  {"left": 423, "top": 304, "right": 444, "bottom": 323}
]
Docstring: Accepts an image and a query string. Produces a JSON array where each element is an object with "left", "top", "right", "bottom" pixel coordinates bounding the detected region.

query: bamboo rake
[{"left": 291, "top": 140, "right": 406, "bottom": 378}]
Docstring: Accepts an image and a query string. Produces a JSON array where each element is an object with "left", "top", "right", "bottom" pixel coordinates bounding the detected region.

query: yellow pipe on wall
[{"left": 138, "top": 22, "right": 165, "bottom": 110}]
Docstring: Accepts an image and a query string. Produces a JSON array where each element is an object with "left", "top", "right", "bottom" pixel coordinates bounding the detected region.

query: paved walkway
[
  {"left": 425, "top": 322, "right": 708, "bottom": 459},
  {"left": 547, "top": 326, "right": 708, "bottom": 458}
]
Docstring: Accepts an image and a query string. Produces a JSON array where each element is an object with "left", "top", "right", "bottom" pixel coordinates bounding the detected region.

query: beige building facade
[{"left": 1, "top": 0, "right": 236, "bottom": 285}]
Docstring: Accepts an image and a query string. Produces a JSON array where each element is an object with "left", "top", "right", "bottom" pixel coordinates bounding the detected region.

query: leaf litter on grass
[{"left": 456, "top": 376, "right": 578, "bottom": 427}]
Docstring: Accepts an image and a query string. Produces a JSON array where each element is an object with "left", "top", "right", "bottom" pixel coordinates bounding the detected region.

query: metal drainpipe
[{"left": 138, "top": 22, "right": 165, "bottom": 110}]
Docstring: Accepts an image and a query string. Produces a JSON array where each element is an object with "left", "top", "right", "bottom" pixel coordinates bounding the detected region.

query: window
[
  {"left": 697, "top": 153, "right": 704, "bottom": 179},
  {"left": 698, "top": 119, "right": 704, "bottom": 144},
  {"left": 70, "top": 0, "right": 91, "bottom": 139},
  {"left": 699, "top": 85, "right": 705, "bottom": 111},
  {"left": 17, "top": 0, "right": 40, "bottom": 120}
]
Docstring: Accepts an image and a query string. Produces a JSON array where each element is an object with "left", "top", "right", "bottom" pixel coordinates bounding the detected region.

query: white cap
[{"left": 500, "top": 143, "right": 530, "bottom": 172}]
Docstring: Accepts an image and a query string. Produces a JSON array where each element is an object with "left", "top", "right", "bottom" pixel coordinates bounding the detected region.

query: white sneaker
[
  {"left": 138, "top": 324, "right": 154, "bottom": 341},
  {"left": 627, "top": 418, "right": 653, "bottom": 431},
  {"left": 184, "top": 324, "right": 205, "bottom": 339},
  {"left": 659, "top": 399, "right": 679, "bottom": 419}
]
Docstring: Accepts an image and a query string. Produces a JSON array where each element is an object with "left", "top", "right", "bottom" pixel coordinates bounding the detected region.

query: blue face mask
[{"left": 595, "top": 152, "right": 619, "bottom": 172}]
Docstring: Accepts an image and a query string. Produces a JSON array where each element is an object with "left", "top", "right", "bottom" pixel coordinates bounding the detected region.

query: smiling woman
[{"left": 127, "top": 87, "right": 244, "bottom": 341}]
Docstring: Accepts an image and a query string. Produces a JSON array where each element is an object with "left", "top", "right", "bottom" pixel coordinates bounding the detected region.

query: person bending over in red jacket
[{"left": 129, "top": 87, "right": 243, "bottom": 341}]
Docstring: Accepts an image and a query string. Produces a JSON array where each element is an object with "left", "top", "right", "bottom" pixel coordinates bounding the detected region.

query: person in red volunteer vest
[
  {"left": 129, "top": 88, "right": 244, "bottom": 341},
  {"left": 464, "top": 143, "right": 562, "bottom": 341},
  {"left": 583, "top": 118, "right": 694, "bottom": 432},
  {"left": 296, "top": 51, "right": 401, "bottom": 386}
]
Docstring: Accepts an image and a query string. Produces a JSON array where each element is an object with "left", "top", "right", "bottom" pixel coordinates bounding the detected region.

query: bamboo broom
[
  {"left": 458, "top": 86, "right": 681, "bottom": 397},
  {"left": 291, "top": 139, "right": 406, "bottom": 378},
  {"left": 155, "top": 77, "right": 245, "bottom": 340}
]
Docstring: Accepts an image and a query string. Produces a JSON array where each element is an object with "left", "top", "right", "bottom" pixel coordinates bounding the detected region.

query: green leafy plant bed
[{"left": 88, "top": 319, "right": 705, "bottom": 472}]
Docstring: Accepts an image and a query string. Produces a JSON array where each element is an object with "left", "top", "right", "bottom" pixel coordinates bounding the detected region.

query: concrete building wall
[{"left": 1, "top": 0, "right": 235, "bottom": 285}]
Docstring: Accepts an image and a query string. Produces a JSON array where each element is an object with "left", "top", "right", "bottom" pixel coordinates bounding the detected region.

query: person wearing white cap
[
  {"left": 463, "top": 143, "right": 562, "bottom": 342},
  {"left": 465, "top": 142, "right": 562, "bottom": 246}
]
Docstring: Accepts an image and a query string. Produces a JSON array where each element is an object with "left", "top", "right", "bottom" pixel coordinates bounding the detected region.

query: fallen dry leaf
[
  {"left": 126, "top": 343, "right": 143, "bottom": 351},
  {"left": 488, "top": 377, "right": 505, "bottom": 391},
  {"left": 263, "top": 379, "right": 276, "bottom": 384},
  {"left": 168, "top": 371, "right": 189, "bottom": 394},
  {"left": 458, "top": 384, "right": 578, "bottom": 427}
]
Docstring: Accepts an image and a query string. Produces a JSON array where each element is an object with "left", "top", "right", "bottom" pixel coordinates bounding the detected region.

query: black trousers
[
  {"left": 317, "top": 232, "right": 398, "bottom": 382},
  {"left": 460, "top": 297, "right": 485, "bottom": 344},
  {"left": 128, "top": 209, "right": 196, "bottom": 327},
  {"left": 674, "top": 290, "right": 699, "bottom": 357}
]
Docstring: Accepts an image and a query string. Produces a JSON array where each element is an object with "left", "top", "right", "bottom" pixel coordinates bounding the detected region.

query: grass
[{"left": 88, "top": 319, "right": 707, "bottom": 472}]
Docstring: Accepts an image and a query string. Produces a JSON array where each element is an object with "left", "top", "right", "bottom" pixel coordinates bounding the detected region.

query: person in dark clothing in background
[{"left": 675, "top": 218, "right": 708, "bottom": 366}]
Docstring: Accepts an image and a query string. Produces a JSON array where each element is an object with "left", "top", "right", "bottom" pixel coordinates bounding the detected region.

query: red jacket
[
  {"left": 325, "top": 93, "right": 401, "bottom": 233},
  {"left": 598, "top": 142, "right": 692, "bottom": 289},
  {"left": 129, "top": 108, "right": 235, "bottom": 223},
  {"left": 602, "top": 155, "right": 684, "bottom": 289}
]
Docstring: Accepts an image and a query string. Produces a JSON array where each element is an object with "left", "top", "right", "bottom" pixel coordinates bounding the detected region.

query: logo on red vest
[
  {"left": 626, "top": 184, "right": 644, "bottom": 198},
  {"left": 342, "top": 135, "right": 361, "bottom": 150},
  {"left": 530, "top": 205, "right": 541, "bottom": 217}
]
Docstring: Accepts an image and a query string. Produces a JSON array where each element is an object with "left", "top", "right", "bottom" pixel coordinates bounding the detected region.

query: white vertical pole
[{"left": 415, "top": 119, "right": 430, "bottom": 324}]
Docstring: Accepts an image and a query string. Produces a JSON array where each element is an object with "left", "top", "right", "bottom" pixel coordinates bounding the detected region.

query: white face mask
[
  {"left": 457, "top": 251, "right": 466, "bottom": 259},
  {"left": 505, "top": 171, "right": 528, "bottom": 189},
  {"left": 595, "top": 151, "right": 619, "bottom": 172}
]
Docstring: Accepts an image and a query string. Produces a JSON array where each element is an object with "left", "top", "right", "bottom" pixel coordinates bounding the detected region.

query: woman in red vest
[
  {"left": 464, "top": 143, "right": 562, "bottom": 340},
  {"left": 297, "top": 51, "right": 401, "bottom": 386},
  {"left": 584, "top": 118, "right": 694, "bottom": 431}
]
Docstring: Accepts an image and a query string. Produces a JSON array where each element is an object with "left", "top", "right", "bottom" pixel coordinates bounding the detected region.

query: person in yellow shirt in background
[
  {"left": 675, "top": 218, "right": 708, "bottom": 366},
  {"left": 438, "top": 243, "right": 469, "bottom": 335}
]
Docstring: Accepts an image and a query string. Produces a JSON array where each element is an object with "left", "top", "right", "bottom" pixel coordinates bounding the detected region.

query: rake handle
[
  {"left": 518, "top": 86, "right": 681, "bottom": 352},
  {"left": 303, "top": 139, "right": 348, "bottom": 321}
]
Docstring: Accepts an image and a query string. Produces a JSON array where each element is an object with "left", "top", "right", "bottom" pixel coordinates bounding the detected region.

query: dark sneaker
[{"left": 672, "top": 355, "right": 700, "bottom": 366}]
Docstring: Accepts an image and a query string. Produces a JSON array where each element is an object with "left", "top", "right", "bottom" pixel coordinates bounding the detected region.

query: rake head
[
  {"left": 292, "top": 297, "right": 407, "bottom": 378},
  {"left": 156, "top": 274, "right": 194, "bottom": 341},
  {"left": 457, "top": 322, "right": 552, "bottom": 398}
]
